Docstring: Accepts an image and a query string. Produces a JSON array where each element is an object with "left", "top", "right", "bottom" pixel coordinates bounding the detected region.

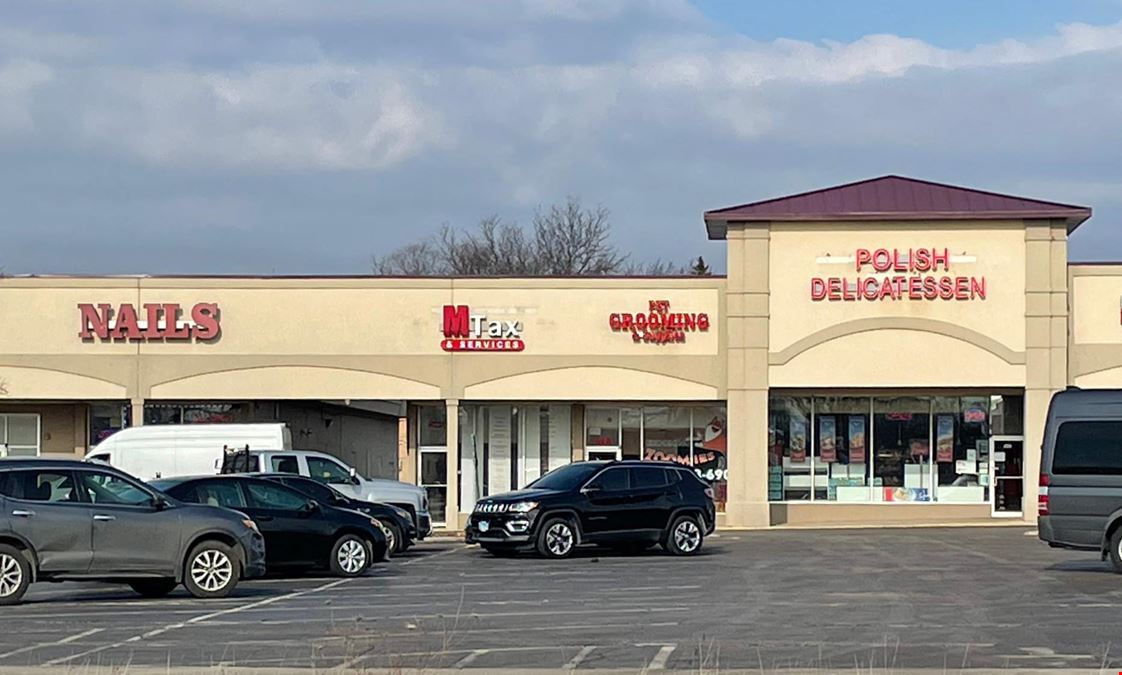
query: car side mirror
[
  {"left": 151, "top": 495, "right": 170, "bottom": 511},
  {"left": 301, "top": 500, "right": 321, "bottom": 515}
]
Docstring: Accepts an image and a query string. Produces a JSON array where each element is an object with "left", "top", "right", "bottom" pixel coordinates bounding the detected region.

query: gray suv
[
  {"left": 0, "top": 459, "right": 266, "bottom": 605},
  {"left": 1039, "top": 388, "right": 1122, "bottom": 572}
]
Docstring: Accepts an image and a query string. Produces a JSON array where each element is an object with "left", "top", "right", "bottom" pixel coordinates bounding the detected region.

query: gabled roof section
[{"left": 704, "top": 175, "right": 1092, "bottom": 239}]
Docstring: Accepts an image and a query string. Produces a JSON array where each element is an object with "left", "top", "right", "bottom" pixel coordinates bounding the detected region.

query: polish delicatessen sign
[
  {"left": 79, "top": 303, "right": 221, "bottom": 341},
  {"left": 441, "top": 305, "right": 524, "bottom": 352},
  {"left": 811, "top": 247, "right": 986, "bottom": 302}
]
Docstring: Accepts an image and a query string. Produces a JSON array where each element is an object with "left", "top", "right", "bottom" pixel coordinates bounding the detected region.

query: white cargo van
[{"left": 85, "top": 423, "right": 291, "bottom": 480}]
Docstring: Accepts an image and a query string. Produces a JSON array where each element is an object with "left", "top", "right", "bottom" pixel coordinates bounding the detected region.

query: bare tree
[
  {"left": 371, "top": 197, "right": 698, "bottom": 276},
  {"left": 532, "top": 197, "right": 626, "bottom": 275}
]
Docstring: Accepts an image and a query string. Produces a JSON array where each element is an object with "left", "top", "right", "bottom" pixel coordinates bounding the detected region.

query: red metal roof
[{"left": 705, "top": 175, "right": 1092, "bottom": 239}]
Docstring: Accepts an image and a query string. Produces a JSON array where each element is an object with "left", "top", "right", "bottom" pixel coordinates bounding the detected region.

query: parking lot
[{"left": 1, "top": 526, "right": 1121, "bottom": 672}]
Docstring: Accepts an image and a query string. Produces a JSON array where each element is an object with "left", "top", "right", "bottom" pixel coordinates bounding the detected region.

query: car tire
[
  {"left": 330, "top": 534, "right": 371, "bottom": 577},
  {"left": 1108, "top": 527, "right": 1122, "bottom": 574},
  {"left": 384, "top": 523, "right": 404, "bottom": 556},
  {"left": 663, "top": 514, "right": 704, "bottom": 556},
  {"left": 482, "top": 545, "right": 519, "bottom": 558},
  {"left": 129, "top": 578, "right": 178, "bottom": 598},
  {"left": 183, "top": 541, "right": 240, "bottom": 599},
  {"left": 0, "top": 544, "right": 31, "bottom": 606},
  {"left": 536, "top": 517, "right": 577, "bottom": 559}
]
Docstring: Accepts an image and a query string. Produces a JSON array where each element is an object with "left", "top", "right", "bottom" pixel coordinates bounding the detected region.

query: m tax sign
[{"left": 441, "top": 304, "right": 525, "bottom": 352}]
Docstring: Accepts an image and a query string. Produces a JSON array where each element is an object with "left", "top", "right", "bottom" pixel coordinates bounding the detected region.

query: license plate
[{"left": 478, "top": 520, "right": 490, "bottom": 533}]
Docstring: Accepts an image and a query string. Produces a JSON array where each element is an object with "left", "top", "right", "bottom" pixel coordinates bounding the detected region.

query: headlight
[
  {"left": 507, "top": 501, "right": 539, "bottom": 514},
  {"left": 241, "top": 518, "right": 260, "bottom": 534}
]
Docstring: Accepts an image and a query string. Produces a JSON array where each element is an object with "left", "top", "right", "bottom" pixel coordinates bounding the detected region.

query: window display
[{"left": 767, "top": 393, "right": 1023, "bottom": 504}]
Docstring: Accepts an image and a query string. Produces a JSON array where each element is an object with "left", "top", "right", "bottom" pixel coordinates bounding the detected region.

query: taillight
[{"left": 1038, "top": 473, "right": 1050, "bottom": 517}]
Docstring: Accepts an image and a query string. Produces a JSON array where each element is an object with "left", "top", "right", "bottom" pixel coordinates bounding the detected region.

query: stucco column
[
  {"left": 1022, "top": 220, "right": 1068, "bottom": 524},
  {"left": 444, "top": 399, "right": 460, "bottom": 529},
  {"left": 724, "top": 225, "right": 771, "bottom": 528},
  {"left": 130, "top": 398, "right": 144, "bottom": 427}
]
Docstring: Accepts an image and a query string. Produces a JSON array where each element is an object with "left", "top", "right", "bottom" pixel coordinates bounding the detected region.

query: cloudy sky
[{"left": 2, "top": 0, "right": 1120, "bottom": 275}]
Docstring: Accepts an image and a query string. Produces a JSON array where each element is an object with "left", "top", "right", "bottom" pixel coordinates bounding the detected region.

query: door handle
[
  {"left": 11, "top": 509, "right": 34, "bottom": 517},
  {"left": 255, "top": 515, "right": 274, "bottom": 522},
  {"left": 93, "top": 514, "right": 116, "bottom": 522}
]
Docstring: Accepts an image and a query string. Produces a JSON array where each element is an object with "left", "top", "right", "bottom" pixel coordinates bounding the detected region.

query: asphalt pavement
[{"left": 1, "top": 527, "right": 1120, "bottom": 673}]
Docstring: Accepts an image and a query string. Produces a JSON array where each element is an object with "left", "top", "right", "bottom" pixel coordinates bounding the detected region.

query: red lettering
[
  {"left": 827, "top": 277, "right": 842, "bottom": 301},
  {"left": 78, "top": 303, "right": 111, "bottom": 339},
  {"left": 811, "top": 277, "right": 826, "bottom": 300},
  {"left": 954, "top": 276, "right": 970, "bottom": 300},
  {"left": 684, "top": 314, "right": 697, "bottom": 330},
  {"left": 142, "top": 303, "right": 163, "bottom": 339},
  {"left": 697, "top": 314, "right": 709, "bottom": 331},
  {"left": 923, "top": 276, "right": 938, "bottom": 300},
  {"left": 873, "top": 249, "right": 891, "bottom": 272},
  {"left": 443, "top": 304, "right": 469, "bottom": 338},
  {"left": 161, "top": 304, "right": 190, "bottom": 340},
  {"left": 841, "top": 279, "right": 855, "bottom": 301},
  {"left": 861, "top": 278, "right": 879, "bottom": 300},
  {"left": 110, "top": 304, "right": 141, "bottom": 340},
  {"left": 932, "top": 248, "right": 949, "bottom": 271},
  {"left": 191, "top": 303, "right": 221, "bottom": 340},
  {"left": 855, "top": 249, "right": 871, "bottom": 271},
  {"left": 893, "top": 249, "right": 908, "bottom": 273},
  {"left": 609, "top": 313, "right": 621, "bottom": 331},
  {"left": 914, "top": 248, "right": 931, "bottom": 272},
  {"left": 970, "top": 277, "right": 986, "bottom": 300},
  {"left": 938, "top": 276, "right": 954, "bottom": 299},
  {"left": 908, "top": 276, "right": 922, "bottom": 300}
]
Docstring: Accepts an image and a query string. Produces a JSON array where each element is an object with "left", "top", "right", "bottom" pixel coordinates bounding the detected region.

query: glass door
[
  {"left": 586, "top": 447, "right": 621, "bottom": 461},
  {"left": 418, "top": 447, "right": 447, "bottom": 526},
  {"left": 990, "top": 436, "right": 1024, "bottom": 517}
]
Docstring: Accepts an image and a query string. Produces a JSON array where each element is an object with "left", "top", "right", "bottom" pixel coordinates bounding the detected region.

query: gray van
[{"left": 1039, "top": 388, "right": 1122, "bottom": 572}]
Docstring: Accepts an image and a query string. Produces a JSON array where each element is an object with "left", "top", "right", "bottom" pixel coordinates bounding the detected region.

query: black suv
[{"left": 465, "top": 460, "right": 716, "bottom": 558}]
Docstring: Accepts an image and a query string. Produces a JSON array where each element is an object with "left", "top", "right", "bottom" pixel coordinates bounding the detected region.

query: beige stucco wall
[
  {"left": 1069, "top": 265, "right": 1122, "bottom": 387},
  {"left": 0, "top": 276, "right": 726, "bottom": 404},
  {"left": 768, "top": 223, "right": 1027, "bottom": 388}
]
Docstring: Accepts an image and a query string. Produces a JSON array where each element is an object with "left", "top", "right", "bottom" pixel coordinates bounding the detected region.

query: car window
[
  {"left": 246, "top": 481, "right": 310, "bottom": 510},
  {"left": 664, "top": 468, "right": 681, "bottom": 485},
  {"left": 270, "top": 455, "right": 300, "bottom": 474},
  {"left": 0, "top": 470, "right": 80, "bottom": 503},
  {"left": 1053, "top": 421, "right": 1122, "bottom": 475},
  {"left": 589, "top": 468, "right": 629, "bottom": 491},
  {"left": 529, "top": 463, "right": 603, "bottom": 490},
  {"left": 306, "top": 456, "right": 352, "bottom": 485},
  {"left": 630, "top": 466, "right": 667, "bottom": 489},
  {"left": 279, "top": 477, "right": 335, "bottom": 503},
  {"left": 78, "top": 471, "right": 152, "bottom": 506},
  {"left": 194, "top": 481, "right": 248, "bottom": 509}
]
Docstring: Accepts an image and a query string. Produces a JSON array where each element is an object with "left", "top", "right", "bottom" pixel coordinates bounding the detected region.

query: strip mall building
[{"left": 3, "top": 175, "right": 1119, "bottom": 530}]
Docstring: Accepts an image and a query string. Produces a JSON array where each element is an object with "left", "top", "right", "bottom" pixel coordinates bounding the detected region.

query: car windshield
[
  {"left": 148, "top": 479, "right": 180, "bottom": 493},
  {"left": 527, "top": 463, "right": 604, "bottom": 490}
]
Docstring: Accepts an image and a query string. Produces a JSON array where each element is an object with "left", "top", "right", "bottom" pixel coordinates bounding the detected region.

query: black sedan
[
  {"left": 151, "top": 475, "right": 388, "bottom": 577},
  {"left": 252, "top": 473, "right": 416, "bottom": 555}
]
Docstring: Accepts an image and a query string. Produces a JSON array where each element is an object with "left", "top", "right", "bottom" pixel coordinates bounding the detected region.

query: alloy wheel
[
  {"left": 546, "top": 522, "right": 574, "bottom": 556},
  {"left": 384, "top": 528, "right": 396, "bottom": 554},
  {"left": 190, "top": 549, "right": 233, "bottom": 593},
  {"left": 0, "top": 554, "right": 22, "bottom": 598},
  {"left": 338, "top": 539, "right": 368, "bottom": 574},
  {"left": 674, "top": 520, "right": 701, "bottom": 552}
]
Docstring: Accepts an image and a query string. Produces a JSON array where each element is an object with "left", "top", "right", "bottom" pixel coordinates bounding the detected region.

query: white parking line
[
  {"left": 40, "top": 546, "right": 469, "bottom": 667},
  {"left": 639, "top": 642, "right": 678, "bottom": 670},
  {"left": 0, "top": 628, "right": 104, "bottom": 661},
  {"left": 563, "top": 645, "right": 596, "bottom": 669},
  {"left": 454, "top": 649, "right": 488, "bottom": 667}
]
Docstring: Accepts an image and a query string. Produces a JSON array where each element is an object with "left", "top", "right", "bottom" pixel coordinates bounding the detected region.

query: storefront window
[
  {"left": 144, "top": 403, "right": 239, "bottom": 425},
  {"left": 768, "top": 397, "right": 812, "bottom": 501},
  {"left": 814, "top": 397, "right": 869, "bottom": 502},
  {"left": 691, "top": 406, "right": 728, "bottom": 510},
  {"left": 621, "top": 408, "right": 642, "bottom": 460},
  {"left": 933, "top": 397, "right": 990, "bottom": 503},
  {"left": 873, "top": 397, "right": 931, "bottom": 501},
  {"left": 418, "top": 405, "right": 446, "bottom": 447},
  {"left": 642, "top": 406, "right": 691, "bottom": 464},
  {"left": 89, "top": 402, "right": 129, "bottom": 445},
  {"left": 585, "top": 408, "right": 620, "bottom": 448}
]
